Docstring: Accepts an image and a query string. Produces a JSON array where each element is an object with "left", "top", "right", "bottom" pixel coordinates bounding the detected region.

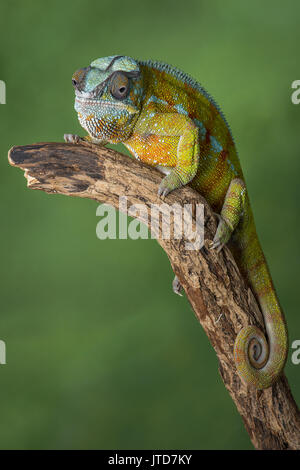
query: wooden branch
[{"left": 8, "top": 142, "right": 300, "bottom": 450}]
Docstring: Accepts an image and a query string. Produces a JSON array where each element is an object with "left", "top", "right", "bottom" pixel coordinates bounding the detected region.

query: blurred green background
[{"left": 0, "top": 0, "right": 299, "bottom": 450}]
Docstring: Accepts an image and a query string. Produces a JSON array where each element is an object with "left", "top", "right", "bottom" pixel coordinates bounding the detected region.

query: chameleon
[{"left": 64, "top": 55, "right": 288, "bottom": 389}]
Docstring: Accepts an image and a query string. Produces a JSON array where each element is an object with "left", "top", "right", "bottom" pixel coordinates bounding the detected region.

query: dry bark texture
[{"left": 8, "top": 142, "right": 300, "bottom": 450}]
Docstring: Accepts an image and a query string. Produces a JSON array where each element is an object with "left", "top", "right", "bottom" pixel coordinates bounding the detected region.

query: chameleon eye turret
[
  {"left": 65, "top": 54, "right": 288, "bottom": 390},
  {"left": 110, "top": 72, "right": 130, "bottom": 100}
]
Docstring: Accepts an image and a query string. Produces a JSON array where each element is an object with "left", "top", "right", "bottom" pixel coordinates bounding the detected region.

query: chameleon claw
[
  {"left": 64, "top": 133, "right": 82, "bottom": 144},
  {"left": 157, "top": 185, "right": 170, "bottom": 198},
  {"left": 157, "top": 186, "right": 163, "bottom": 198},
  {"left": 216, "top": 243, "right": 225, "bottom": 253},
  {"left": 172, "top": 276, "right": 183, "bottom": 296},
  {"left": 209, "top": 239, "right": 225, "bottom": 253},
  {"left": 209, "top": 214, "right": 231, "bottom": 253},
  {"left": 158, "top": 172, "right": 183, "bottom": 198},
  {"left": 213, "top": 212, "right": 222, "bottom": 223}
]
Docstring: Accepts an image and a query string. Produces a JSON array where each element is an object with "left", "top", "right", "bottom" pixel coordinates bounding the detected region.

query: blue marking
[
  {"left": 193, "top": 119, "right": 207, "bottom": 140},
  {"left": 227, "top": 159, "right": 238, "bottom": 175},
  {"left": 174, "top": 103, "right": 188, "bottom": 115},
  {"left": 147, "top": 95, "right": 168, "bottom": 107},
  {"left": 210, "top": 136, "right": 223, "bottom": 153}
]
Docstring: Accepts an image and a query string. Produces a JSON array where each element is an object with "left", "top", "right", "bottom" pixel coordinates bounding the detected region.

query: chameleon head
[{"left": 72, "top": 55, "right": 143, "bottom": 143}]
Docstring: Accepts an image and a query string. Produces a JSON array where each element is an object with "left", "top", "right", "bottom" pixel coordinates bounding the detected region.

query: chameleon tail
[
  {"left": 233, "top": 234, "right": 288, "bottom": 389},
  {"left": 213, "top": 179, "right": 288, "bottom": 389}
]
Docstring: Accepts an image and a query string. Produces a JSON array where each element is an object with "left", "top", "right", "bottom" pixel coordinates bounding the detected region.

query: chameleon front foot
[
  {"left": 158, "top": 171, "right": 182, "bottom": 198},
  {"left": 209, "top": 214, "right": 233, "bottom": 253},
  {"left": 172, "top": 276, "right": 183, "bottom": 296},
  {"left": 64, "top": 134, "right": 82, "bottom": 144}
]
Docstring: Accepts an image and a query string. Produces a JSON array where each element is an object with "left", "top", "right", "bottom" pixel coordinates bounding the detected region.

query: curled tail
[
  {"left": 233, "top": 232, "right": 288, "bottom": 389},
  {"left": 215, "top": 179, "right": 288, "bottom": 389}
]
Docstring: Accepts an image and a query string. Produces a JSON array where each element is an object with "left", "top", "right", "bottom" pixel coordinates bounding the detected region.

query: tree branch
[{"left": 8, "top": 142, "right": 300, "bottom": 450}]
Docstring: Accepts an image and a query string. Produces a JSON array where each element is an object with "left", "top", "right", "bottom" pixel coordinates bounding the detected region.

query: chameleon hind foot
[
  {"left": 209, "top": 214, "right": 233, "bottom": 253},
  {"left": 172, "top": 276, "right": 183, "bottom": 296},
  {"left": 210, "top": 178, "right": 246, "bottom": 252}
]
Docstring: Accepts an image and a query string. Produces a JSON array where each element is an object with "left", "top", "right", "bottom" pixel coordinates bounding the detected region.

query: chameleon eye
[{"left": 110, "top": 72, "right": 130, "bottom": 100}]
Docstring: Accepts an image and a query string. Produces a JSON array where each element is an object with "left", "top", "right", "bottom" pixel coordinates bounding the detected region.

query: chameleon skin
[{"left": 66, "top": 55, "right": 288, "bottom": 389}]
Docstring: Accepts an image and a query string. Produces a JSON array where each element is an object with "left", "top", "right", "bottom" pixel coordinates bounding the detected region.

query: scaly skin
[{"left": 65, "top": 55, "right": 288, "bottom": 389}]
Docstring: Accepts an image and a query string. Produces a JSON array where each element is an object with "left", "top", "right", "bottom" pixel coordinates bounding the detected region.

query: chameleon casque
[{"left": 65, "top": 55, "right": 288, "bottom": 389}]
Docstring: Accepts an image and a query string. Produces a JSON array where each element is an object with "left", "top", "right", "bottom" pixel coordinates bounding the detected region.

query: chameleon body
[{"left": 65, "top": 55, "right": 288, "bottom": 389}]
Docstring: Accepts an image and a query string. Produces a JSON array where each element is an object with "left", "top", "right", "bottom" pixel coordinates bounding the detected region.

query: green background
[{"left": 0, "top": 0, "right": 299, "bottom": 450}]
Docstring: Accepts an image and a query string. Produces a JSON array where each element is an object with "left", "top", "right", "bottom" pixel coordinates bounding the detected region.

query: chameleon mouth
[
  {"left": 75, "top": 95, "right": 139, "bottom": 115},
  {"left": 75, "top": 95, "right": 130, "bottom": 108},
  {"left": 75, "top": 96, "right": 108, "bottom": 105}
]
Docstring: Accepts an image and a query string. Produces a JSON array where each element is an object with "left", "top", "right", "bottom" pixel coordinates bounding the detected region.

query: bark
[{"left": 8, "top": 141, "right": 300, "bottom": 450}]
